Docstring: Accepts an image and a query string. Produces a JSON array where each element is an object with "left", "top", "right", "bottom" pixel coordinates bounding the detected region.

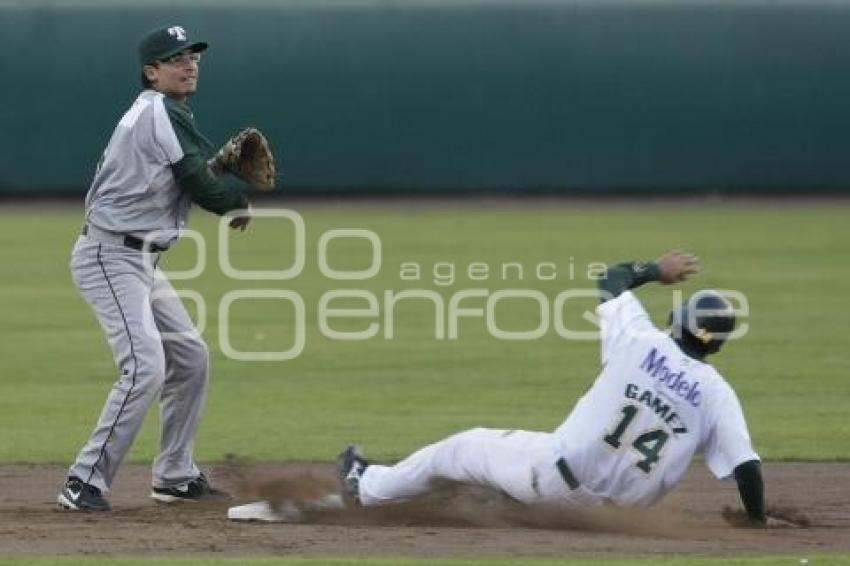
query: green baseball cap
[{"left": 138, "top": 25, "right": 208, "bottom": 65}]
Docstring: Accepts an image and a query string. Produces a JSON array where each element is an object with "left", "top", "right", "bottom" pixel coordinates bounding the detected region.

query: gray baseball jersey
[{"left": 85, "top": 90, "right": 246, "bottom": 247}]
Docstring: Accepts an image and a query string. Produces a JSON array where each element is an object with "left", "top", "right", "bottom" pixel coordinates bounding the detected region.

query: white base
[
  {"left": 227, "top": 494, "right": 345, "bottom": 523},
  {"left": 227, "top": 500, "right": 303, "bottom": 522}
]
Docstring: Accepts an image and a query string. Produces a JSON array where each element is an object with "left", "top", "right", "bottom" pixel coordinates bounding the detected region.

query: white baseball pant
[{"left": 358, "top": 427, "right": 601, "bottom": 507}]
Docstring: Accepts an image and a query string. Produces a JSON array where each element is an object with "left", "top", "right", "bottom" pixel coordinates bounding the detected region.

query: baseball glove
[{"left": 210, "top": 127, "right": 277, "bottom": 191}]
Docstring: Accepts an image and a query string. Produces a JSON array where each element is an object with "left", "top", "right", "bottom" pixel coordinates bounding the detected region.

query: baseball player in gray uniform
[
  {"left": 339, "top": 251, "right": 786, "bottom": 526},
  {"left": 58, "top": 25, "right": 250, "bottom": 511}
]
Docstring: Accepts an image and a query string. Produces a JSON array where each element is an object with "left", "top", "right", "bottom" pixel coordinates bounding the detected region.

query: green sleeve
[
  {"left": 734, "top": 460, "right": 767, "bottom": 524},
  {"left": 597, "top": 261, "right": 662, "bottom": 302},
  {"left": 165, "top": 100, "right": 248, "bottom": 216}
]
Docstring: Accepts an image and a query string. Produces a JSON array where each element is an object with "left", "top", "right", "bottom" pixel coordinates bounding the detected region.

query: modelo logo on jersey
[{"left": 640, "top": 348, "right": 702, "bottom": 407}]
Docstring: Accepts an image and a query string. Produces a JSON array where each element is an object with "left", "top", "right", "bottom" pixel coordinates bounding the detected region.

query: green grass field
[
  {"left": 0, "top": 201, "right": 847, "bottom": 465},
  {"left": 0, "top": 201, "right": 848, "bottom": 564}
]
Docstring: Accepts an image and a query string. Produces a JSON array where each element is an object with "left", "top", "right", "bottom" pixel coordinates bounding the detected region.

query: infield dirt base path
[{"left": 1, "top": 462, "right": 847, "bottom": 557}]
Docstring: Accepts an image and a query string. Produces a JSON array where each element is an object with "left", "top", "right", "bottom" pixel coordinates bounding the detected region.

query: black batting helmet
[{"left": 669, "top": 290, "right": 736, "bottom": 356}]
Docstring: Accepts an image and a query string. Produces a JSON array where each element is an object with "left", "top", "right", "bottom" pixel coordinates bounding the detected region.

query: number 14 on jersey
[{"left": 603, "top": 405, "right": 670, "bottom": 473}]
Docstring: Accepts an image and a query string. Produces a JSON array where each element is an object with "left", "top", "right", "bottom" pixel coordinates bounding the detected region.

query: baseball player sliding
[
  {"left": 339, "top": 251, "right": 789, "bottom": 527},
  {"left": 58, "top": 25, "right": 275, "bottom": 511}
]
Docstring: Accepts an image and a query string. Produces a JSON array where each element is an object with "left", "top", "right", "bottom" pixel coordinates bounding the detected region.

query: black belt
[
  {"left": 81, "top": 225, "right": 169, "bottom": 253},
  {"left": 555, "top": 457, "right": 579, "bottom": 490}
]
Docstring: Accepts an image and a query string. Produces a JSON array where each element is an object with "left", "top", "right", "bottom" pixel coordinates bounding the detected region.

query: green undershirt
[{"left": 165, "top": 98, "right": 248, "bottom": 216}]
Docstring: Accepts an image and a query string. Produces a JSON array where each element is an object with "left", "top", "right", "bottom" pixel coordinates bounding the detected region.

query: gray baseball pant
[{"left": 68, "top": 234, "right": 209, "bottom": 492}]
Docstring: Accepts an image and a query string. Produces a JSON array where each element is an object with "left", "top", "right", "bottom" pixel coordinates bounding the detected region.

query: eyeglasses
[{"left": 160, "top": 52, "right": 201, "bottom": 66}]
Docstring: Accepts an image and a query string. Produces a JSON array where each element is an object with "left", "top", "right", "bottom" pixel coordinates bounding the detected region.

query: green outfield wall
[{"left": 1, "top": 1, "right": 848, "bottom": 194}]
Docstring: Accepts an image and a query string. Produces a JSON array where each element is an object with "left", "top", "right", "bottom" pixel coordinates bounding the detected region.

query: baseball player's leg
[
  {"left": 149, "top": 272, "right": 209, "bottom": 488},
  {"left": 68, "top": 241, "right": 167, "bottom": 492},
  {"left": 359, "top": 428, "right": 564, "bottom": 506}
]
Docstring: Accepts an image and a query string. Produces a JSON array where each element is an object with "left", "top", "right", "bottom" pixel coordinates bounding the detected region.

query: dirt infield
[{"left": 1, "top": 462, "right": 847, "bottom": 557}]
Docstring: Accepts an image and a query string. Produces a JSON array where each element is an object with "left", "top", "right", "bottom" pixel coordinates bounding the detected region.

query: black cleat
[
  {"left": 57, "top": 477, "right": 111, "bottom": 511},
  {"left": 150, "top": 472, "right": 230, "bottom": 503},
  {"left": 337, "top": 444, "right": 369, "bottom": 504}
]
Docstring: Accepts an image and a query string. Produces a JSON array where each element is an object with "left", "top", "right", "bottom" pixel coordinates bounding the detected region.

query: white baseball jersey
[{"left": 553, "top": 291, "right": 759, "bottom": 506}]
